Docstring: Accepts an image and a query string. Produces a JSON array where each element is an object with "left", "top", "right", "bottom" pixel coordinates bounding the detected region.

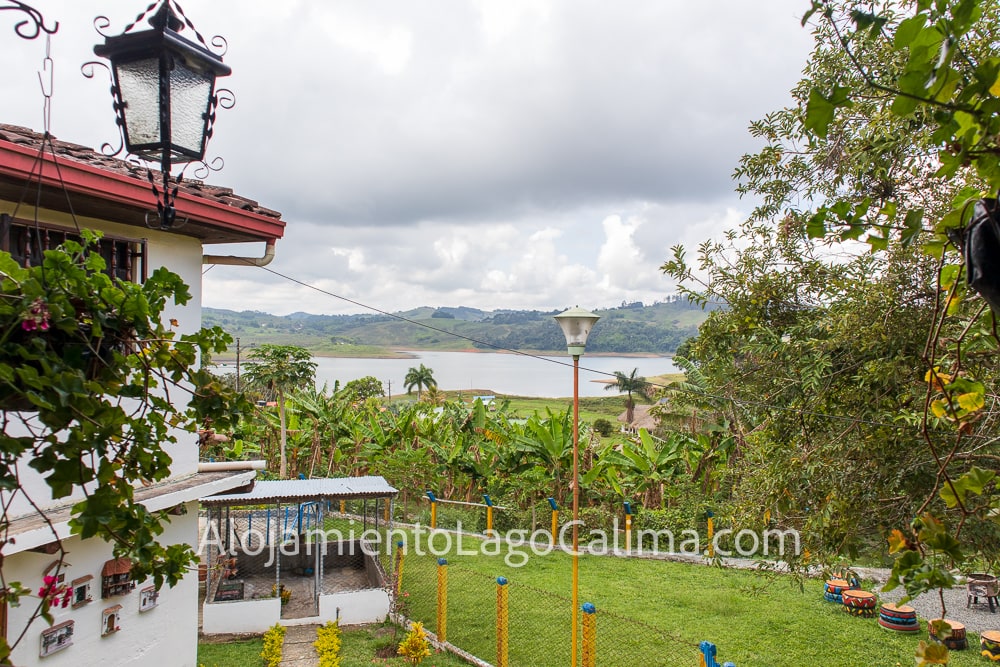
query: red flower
[{"left": 21, "top": 298, "right": 51, "bottom": 333}]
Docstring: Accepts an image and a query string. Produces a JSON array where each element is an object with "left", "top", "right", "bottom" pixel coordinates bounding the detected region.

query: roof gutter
[{"left": 202, "top": 239, "right": 276, "bottom": 267}]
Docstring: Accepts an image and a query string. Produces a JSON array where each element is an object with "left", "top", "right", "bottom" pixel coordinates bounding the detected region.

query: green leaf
[
  {"left": 956, "top": 391, "right": 985, "bottom": 412},
  {"left": 805, "top": 88, "right": 836, "bottom": 139},
  {"left": 894, "top": 15, "right": 928, "bottom": 49},
  {"left": 941, "top": 467, "right": 995, "bottom": 507}
]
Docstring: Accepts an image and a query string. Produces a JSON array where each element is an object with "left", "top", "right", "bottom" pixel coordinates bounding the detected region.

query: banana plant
[{"left": 596, "top": 429, "right": 686, "bottom": 508}]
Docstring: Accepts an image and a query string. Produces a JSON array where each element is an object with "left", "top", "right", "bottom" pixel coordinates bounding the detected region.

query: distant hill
[{"left": 202, "top": 298, "right": 715, "bottom": 356}]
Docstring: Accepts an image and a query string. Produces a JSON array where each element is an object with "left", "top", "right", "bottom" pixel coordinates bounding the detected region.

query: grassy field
[
  {"left": 196, "top": 533, "right": 985, "bottom": 667},
  {"left": 394, "top": 532, "right": 987, "bottom": 667}
]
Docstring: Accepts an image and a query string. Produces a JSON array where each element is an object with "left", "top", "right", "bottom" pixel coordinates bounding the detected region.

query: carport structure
[{"left": 200, "top": 476, "right": 398, "bottom": 633}]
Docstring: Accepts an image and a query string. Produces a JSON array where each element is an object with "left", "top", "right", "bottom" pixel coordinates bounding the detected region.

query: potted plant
[{"left": 271, "top": 583, "right": 291, "bottom": 605}]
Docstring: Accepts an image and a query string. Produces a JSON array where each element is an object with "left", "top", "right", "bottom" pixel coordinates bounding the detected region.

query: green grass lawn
[
  {"left": 395, "top": 531, "right": 989, "bottom": 667},
  {"left": 198, "top": 637, "right": 264, "bottom": 666}
]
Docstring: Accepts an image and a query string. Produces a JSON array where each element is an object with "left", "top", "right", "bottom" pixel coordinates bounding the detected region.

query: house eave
[
  {"left": 0, "top": 125, "right": 284, "bottom": 245},
  {"left": 2, "top": 470, "right": 257, "bottom": 556}
]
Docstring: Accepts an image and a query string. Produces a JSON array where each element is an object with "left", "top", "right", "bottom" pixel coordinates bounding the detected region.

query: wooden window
[
  {"left": 0, "top": 215, "right": 147, "bottom": 284},
  {"left": 71, "top": 575, "right": 93, "bottom": 608},
  {"left": 138, "top": 586, "right": 158, "bottom": 612},
  {"left": 40, "top": 620, "right": 73, "bottom": 656},
  {"left": 101, "top": 605, "right": 122, "bottom": 636},
  {"left": 101, "top": 558, "right": 135, "bottom": 599}
]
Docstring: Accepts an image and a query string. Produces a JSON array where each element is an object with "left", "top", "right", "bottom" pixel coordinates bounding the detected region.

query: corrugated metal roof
[{"left": 201, "top": 476, "right": 398, "bottom": 505}]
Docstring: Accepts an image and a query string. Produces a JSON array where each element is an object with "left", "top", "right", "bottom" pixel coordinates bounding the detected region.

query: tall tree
[
  {"left": 404, "top": 363, "right": 436, "bottom": 401},
  {"left": 244, "top": 344, "right": 317, "bottom": 478},
  {"left": 664, "top": 2, "right": 1000, "bottom": 635},
  {"left": 605, "top": 368, "right": 652, "bottom": 425}
]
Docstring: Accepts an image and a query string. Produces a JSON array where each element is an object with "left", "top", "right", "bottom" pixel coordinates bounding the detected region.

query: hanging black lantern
[{"left": 93, "top": 1, "right": 231, "bottom": 228}]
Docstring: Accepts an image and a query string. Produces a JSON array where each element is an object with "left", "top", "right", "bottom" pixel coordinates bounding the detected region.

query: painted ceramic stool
[
  {"left": 981, "top": 630, "right": 1000, "bottom": 661},
  {"left": 841, "top": 590, "right": 876, "bottom": 618},
  {"left": 878, "top": 603, "right": 919, "bottom": 633},
  {"left": 824, "top": 578, "right": 852, "bottom": 604},
  {"left": 929, "top": 619, "right": 966, "bottom": 650}
]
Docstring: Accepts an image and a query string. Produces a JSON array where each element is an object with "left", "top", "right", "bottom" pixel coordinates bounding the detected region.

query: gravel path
[{"left": 857, "top": 569, "right": 1000, "bottom": 635}]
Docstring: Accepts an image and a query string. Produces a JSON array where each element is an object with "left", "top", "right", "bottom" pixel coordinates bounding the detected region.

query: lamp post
[
  {"left": 553, "top": 306, "right": 600, "bottom": 667},
  {"left": 92, "top": 0, "right": 231, "bottom": 229}
]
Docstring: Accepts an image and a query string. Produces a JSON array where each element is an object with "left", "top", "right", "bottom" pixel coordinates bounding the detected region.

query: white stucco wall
[
  {"left": 7, "top": 500, "right": 201, "bottom": 667},
  {"left": 202, "top": 597, "right": 281, "bottom": 634},
  {"left": 319, "top": 589, "right": 391, "bottom": 625}
]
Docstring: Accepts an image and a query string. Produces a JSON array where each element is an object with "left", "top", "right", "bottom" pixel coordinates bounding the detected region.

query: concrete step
[{"left": 280, "top": 623, "right": 320, "bottom": 667}]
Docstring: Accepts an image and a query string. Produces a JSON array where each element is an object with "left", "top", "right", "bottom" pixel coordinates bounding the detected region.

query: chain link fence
[
  {"left": 201, "top": 498, "right": 397, "bottom": 622},
  {"left": 395, "top": 545, "right": 737, "bottom": 667}
]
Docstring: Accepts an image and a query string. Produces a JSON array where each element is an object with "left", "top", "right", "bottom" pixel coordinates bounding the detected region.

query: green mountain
[{"left": 202, "top": 298, "right": 713, "bottom": 356}]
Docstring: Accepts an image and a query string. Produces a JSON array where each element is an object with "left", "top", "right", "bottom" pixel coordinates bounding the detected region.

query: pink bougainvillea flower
[{"left": 21, "top": 297, "right": 51, "bottom": 333}]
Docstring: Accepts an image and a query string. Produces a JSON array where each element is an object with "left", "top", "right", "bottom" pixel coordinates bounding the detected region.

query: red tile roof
[
  {"left": 101, "top": 557, "right": 132, "bottom": 577},
  {"left": 0, "top": 124, "right": 285, "bottom": 245}
]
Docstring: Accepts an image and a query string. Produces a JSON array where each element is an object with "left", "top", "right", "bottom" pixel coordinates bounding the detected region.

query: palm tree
[
  {"left": 243, "top": 344, "right": 317, "bottom": 478},
  {"left": 605, "top": 368, "right": 652, "bottom": 425},
  {"left": 404, "top": 363, "right": 436, "bottom": 400}
]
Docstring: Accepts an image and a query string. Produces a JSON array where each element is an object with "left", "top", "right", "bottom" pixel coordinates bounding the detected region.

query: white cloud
[{"left": 2, "top": 0, "right": 815, "bottom": 316}]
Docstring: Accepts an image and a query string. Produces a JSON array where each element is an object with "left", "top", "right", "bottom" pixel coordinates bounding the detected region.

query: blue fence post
[
  {"left": 699, "top": 640, "right": 735, "bottom": 667},
  {"left": 483, "top": 494, "right": 494, "bottom": 534},
  {"left": 426, "top": 490, "right": 438, "bottom": 529}
]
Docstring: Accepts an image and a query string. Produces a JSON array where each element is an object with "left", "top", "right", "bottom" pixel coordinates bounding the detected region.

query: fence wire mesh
[
  {"left": 201, "top": 498, "right": 396, "bottom": 621},
  {"left": 396, "top": 547, "right": 714, "bottom": 667}
]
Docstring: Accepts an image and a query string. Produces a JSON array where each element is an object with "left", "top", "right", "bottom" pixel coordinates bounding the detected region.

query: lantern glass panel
[
  {"left": 169, "top": 58, "right": 213, "bottom": 159},
  {"left": 116, "top": 58, "right": 161, "bottom": 149}
]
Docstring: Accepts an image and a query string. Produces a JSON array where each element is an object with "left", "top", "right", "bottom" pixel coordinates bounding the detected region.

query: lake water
[{"left": 221, "top": 351, "right": 678, "bottom": 398}]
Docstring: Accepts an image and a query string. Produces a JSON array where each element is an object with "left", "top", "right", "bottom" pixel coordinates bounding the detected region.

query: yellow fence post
[
  {"left": 484, "top": 494, "right": 494, "bottom": 535},
  {"left": 437, "top": 558, "right": 448, "bottom": 643},
  {"left": 548, "top": 497, "right": 558, "bottom": 546},
  {"left": 706, "top": 510, "right": 715, "bottom": 558},
  {"left": 427, "top": 490, "right": 437, "bottom": 529},
  {"left": 624, "top": 501, "right": 632, "bottom": 553},
  {"left": 339, "top": 500, "right": 346, "bottom": 514},
  {"left": 496, "top": 576, "right": 509, "bottom": 667},
  {"left": 394, "top": 540, "right": 405, "bottom": 597},
  {"left": 384, "top": 499, "right": 390, "bottom": 523},
  {"left": 581, "top": 603, "right": 596, "bottom": 667}
]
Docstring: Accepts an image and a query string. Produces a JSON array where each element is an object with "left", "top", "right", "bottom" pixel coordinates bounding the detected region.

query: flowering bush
[
  {"left": 0, "top": 233, "right": 247, "bottom": 661},
  {"left": 36, "top": 575, "right": 71, "bottom": 623},
  {"left": 397, "top": 621, "right": 431, "bottom": 664},
  {"left": 260, "top": 623, "right": 285, "bottom": 667},
  {"left": 313, "top": 620, "right": 342, "bottom": 667},
  {"left": 271, "top": 583, "right": 291, "bottom": 605}
]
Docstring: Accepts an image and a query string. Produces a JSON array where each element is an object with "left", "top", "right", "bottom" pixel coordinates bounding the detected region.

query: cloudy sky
[{"left": 3, "top": 1, "right": 815, "bottom": 316}]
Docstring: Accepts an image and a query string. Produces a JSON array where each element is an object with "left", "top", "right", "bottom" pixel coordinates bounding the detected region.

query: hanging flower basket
[{"left": 0, "top": 237, "right": 140, "bottom": 412}]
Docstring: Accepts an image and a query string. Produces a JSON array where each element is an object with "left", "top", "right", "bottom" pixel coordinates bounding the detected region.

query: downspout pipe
[{"left": 202, "top": 239, "right": 276, "bottom": 267}]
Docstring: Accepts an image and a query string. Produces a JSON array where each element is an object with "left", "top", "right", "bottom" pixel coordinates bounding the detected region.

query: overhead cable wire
[{"left": 206, "top": 259, "right": 990, "bottom": 440}]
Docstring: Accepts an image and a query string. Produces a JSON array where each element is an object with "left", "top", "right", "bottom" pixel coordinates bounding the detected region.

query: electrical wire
[{"left": 205, "top": 259, "right": 992, "bottom": 441}]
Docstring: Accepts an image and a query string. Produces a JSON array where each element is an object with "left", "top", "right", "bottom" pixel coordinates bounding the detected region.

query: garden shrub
[
  {"left": 492, "top": 505, "right": 533, "bottom": 534},
  {"left": 260, "top": 623, "right": 286, "bottom": 667},
  {"left": 434, "top": 504, "right": 482, "bottom": 532},
  {"left": 397, "top": 621, "right": 432, "bottom": 664},
  {"left": 592, "top": 418, "right": 614, "bottom": 437},
  {"left": 313, "top": 620, "right": 342, "bottom": 667},
  {"left": 577, "top": 506, "right": 617, "bottom": 534}
]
